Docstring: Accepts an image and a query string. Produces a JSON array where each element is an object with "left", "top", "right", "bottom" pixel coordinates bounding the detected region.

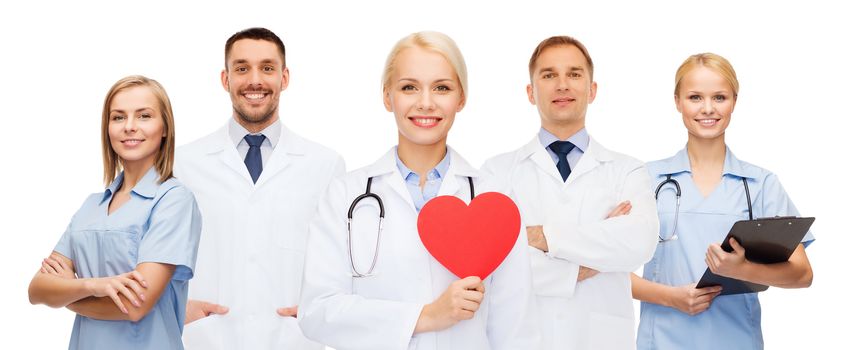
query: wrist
[
  {"left": 735, "top": 259, "right": 754, "bottom": 281},
  {"left": 81, "top": 278, "right": 96, "bottom": 297},
  {"left": 414, "top": 304, "right": 434, "bottom": 334},
  {"left": 659, "top": 285, "right": 678, "bottom": 308}
]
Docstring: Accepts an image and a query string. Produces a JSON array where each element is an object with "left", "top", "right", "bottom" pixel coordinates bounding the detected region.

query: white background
[{"left": 2, "top": 0, "right": 844, "bottom": 348}]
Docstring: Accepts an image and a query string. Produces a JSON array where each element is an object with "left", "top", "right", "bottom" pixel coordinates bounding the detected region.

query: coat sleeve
[
  {"left": 528, "top": 248, "right": 581, "bottom": 298},
  {"left": 544, "top": 163, "right": 659, "bottom": 272},
  {"left": 298, "top": 178, "right": 424, "bottom": 350},
  {"left": 481, "top": 157, "right": 582, "bottom": 298}
]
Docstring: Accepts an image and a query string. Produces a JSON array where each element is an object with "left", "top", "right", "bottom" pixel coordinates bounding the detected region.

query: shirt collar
[
  {"left": 539, "top": 127, "right": 589, "bottom": 153},
  {"left": 101, "top": 167, "right": 160, "bottom": 203},
  {"left": 229, "top": 117, "right": 281, "bottom": 148},
  {"left": 394, "top": 148, "right": 451, "bottom": 182},
  {"left": 651, "top": 145, "right": 762, "bottom": 179}
]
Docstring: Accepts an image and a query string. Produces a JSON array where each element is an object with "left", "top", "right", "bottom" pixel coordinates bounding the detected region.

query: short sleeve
[
  {"left": 137, "top": 185, "right": 202, "bottom": 281},
  {"left": 53, "top": 221, "right": 74, "bottom": 261},
  {"left": 53, "top": 194, "right": 99, "bottom": 261},
  {"left": 760, "top": 173, "right": 815, "bottom": 247}
]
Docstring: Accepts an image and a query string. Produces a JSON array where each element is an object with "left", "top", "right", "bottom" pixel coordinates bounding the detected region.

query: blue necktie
[
  {"left": 549, "top": 141, "right": 576, "bottom": 183},
  {"left": 244, "top": 134, "right": 266, "bottom": 183}
]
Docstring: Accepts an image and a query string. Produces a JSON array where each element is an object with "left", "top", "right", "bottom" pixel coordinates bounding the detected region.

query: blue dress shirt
[{"left": 395, "top": 149, "right": 450, "bottom": 212}]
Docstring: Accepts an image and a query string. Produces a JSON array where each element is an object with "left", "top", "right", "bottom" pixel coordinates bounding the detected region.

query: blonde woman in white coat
[{"left": 298, "top": 32, "right": 539, "bottom": 350}]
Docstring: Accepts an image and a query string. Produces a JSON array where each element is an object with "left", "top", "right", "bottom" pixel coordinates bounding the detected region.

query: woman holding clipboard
[{"left": 631, "top": 53, "right": 814, "bottom": 350}]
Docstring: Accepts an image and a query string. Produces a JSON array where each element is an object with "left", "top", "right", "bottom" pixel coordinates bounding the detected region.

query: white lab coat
[
  {"left": 299, "top": 147, "right": 540, "bottom": 350},
  {"left": 482, "top": 136, "right": 658, "bottom": 350},
  {"left": 174, "top": 123, "right": 345, "bottom": 350}
]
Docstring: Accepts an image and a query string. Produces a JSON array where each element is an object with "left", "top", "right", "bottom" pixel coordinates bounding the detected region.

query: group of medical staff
[{"left": 27, "top": 27, "right": 814, "bottom": 350}]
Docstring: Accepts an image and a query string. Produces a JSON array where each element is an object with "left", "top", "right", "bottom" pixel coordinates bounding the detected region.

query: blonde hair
[
  {"left": 381, "top": 31, "right": 468, "bottom": 97},
  {"left": 674, "top": 53, "right": 739, "bottom": 98},
  {"left": 101, "top": 75, "right": 176, "bottom": 185}
]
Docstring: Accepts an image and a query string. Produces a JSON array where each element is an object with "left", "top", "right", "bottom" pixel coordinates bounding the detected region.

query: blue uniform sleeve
[
  {"left": 760, "top": 173, "right": 815, "bottom": 247},
  {"left": 53, "top": 194, "right": 99, "bottom": 261},
  {"left": 53, "top": 221, "right": 74, "bottom": 261},
  {"left": 138, "top": 185, "right": 202, "bottom": 281}
]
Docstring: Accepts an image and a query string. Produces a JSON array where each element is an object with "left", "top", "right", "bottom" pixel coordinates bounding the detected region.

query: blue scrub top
[
  {"left": 54, "top": 168, "right": 202, "bottom": 350},
  {"left": 637, "top": 147, "right": 814, "bottom": 350}
]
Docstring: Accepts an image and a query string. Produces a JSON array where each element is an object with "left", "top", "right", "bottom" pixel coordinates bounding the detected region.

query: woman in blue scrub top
[
  {"left": 631, "top": 53, "right": 814, "bottom": 350},
  {"left": 28, "top": 75, "right": 202, "bottom": 349}
]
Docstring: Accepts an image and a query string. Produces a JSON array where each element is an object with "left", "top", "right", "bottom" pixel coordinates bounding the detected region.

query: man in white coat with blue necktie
[
  {"left": 482, "top": 36, "right": 658, "bottom": 350},
  {"left": 175, "top": 27, "right": 344, "bottom": 349}
]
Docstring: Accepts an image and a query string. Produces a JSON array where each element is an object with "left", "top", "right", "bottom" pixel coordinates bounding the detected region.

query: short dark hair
[
  {"left": 224, "top": 27, "right": 286, "bottom": 69},
  {"left": 528, "top": 36, "right": 594, "bottom": 81}
]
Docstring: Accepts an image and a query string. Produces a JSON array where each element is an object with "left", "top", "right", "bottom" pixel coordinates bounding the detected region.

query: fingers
[
  {"left": 455, "top": 309, "right": 475, "bottom": 321},
  {"left": 606, "top": 201, "right": 632, "bottom": 218},
  {"left": 458, "top": 298, "right": 481, "bottom": 313},
  {"left": 55, "top": 257, "right": 72, "bottom": 272},
  {"left": 707, "top": 243, "right": 725, "bottom": 257},
  {"left": 457, "top": 276, "right": 484, "bottom": 293},
  {"left": 621, "top": 201, "right": 632, "bottom": 215},
  {"left": 276, "top": 306, "right": 297, "bottom": 317},
  {"left": 114, "top": 278, "right": 142, "bottom": 308},
  {"left": 107, "top": 290, "right": 129, "bottom": 314},
  {"left": 127, "top": 270, "right": 149, "bottom": 288},
  {"left": 122, "top": 276, "right": 146, "bottom": 302},
  {"left": 678, "top": 284, "right": 720, "bottom": 316},
  {"left": 205, "top": 302, "right": 229, "bottom": 315},
  {"left": 694, "top": 285, "right": 722, "bottom": 296},
  {"left": 42, "top": 259, "right": 59, "bottom": 274},
  {"left": 188, "top": 300, "right": 229, "bottom": 321},
  {"left": 728, "top": 237, "right": 745, "bottom": 253},
  {"left": 460, "top": 289, "right": 484, "bottom": 304},
  {"left": 705, "top": 251, "right": 717, "bottom": 272},
  {"left": 688, "top": 293, "right": 719, "bottom": 315},
  {"left": 577, "top": 266, "right": 599, "bottom": 281}
]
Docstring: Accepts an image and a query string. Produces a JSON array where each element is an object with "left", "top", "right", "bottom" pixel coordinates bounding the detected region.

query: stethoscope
[
  {"left": 346, "top": 176, "right": 475, "bottom": 278},
  {"left": 654, "top": 174, "right": 752, "bottom": 243}
]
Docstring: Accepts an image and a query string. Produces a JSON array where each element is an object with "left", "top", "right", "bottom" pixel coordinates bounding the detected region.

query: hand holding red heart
[{"left": 414, "top": 276, "right": 485, "bottom": 334}]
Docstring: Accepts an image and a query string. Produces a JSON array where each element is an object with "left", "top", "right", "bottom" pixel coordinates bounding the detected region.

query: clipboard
[{"left": 695, "top": 216, "right": 814, "bottom": 295}]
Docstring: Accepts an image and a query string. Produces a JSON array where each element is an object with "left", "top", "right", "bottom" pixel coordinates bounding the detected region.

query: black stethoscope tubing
[
  {"left": 655, "top": 174, "right": 752, "bottom": 242},
  {"left": 346, "top": 176, "right": 475, "bottom": 277}
]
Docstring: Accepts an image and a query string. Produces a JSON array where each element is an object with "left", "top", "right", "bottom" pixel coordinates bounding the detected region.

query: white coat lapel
[
  {"left": 567, "top": 137, "right": 611, "bottom": 184},
  {"left": 520, "top": 136, "right": 563, "bottom": 185},
  {"left": 367, "top": 148, "right": 416, "bottom": 212},
  {"left": 253, "top": 125, "right": 297, "bottom": 188},
  {"left": 208, "top": 125, "right": 254, "bottom": 185},
  {"left": 438, "top": 147, "right": 481, "bottom": 201}
]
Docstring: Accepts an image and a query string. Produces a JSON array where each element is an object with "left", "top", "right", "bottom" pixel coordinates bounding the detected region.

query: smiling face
[
  {"left": 107, "top": 86, "right": 166, "bottom": 170},
  {"left": 383, "top": 46, "right": 465, "bottom": 148},
  {"left": 222, "top": 38, "right": 289, "bottom": 131},
  {"left": 675, "top": 66, "right": 736, "bottom": 141},
  {"left": 527, "top": 44, "right": 597, "bottom": 132}
]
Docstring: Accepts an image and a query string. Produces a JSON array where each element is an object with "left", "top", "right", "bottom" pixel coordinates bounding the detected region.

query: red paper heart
[{"left": 417, "top": 192, "right": 521, "bottom": 280}]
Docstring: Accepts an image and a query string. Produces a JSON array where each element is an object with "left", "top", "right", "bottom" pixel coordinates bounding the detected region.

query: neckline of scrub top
[
  {"left": 101, "top": 166, "right": 161, "bottom": 205},
  {"left": 651, "top": 145, "right": 764, "bottom": 180}
]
